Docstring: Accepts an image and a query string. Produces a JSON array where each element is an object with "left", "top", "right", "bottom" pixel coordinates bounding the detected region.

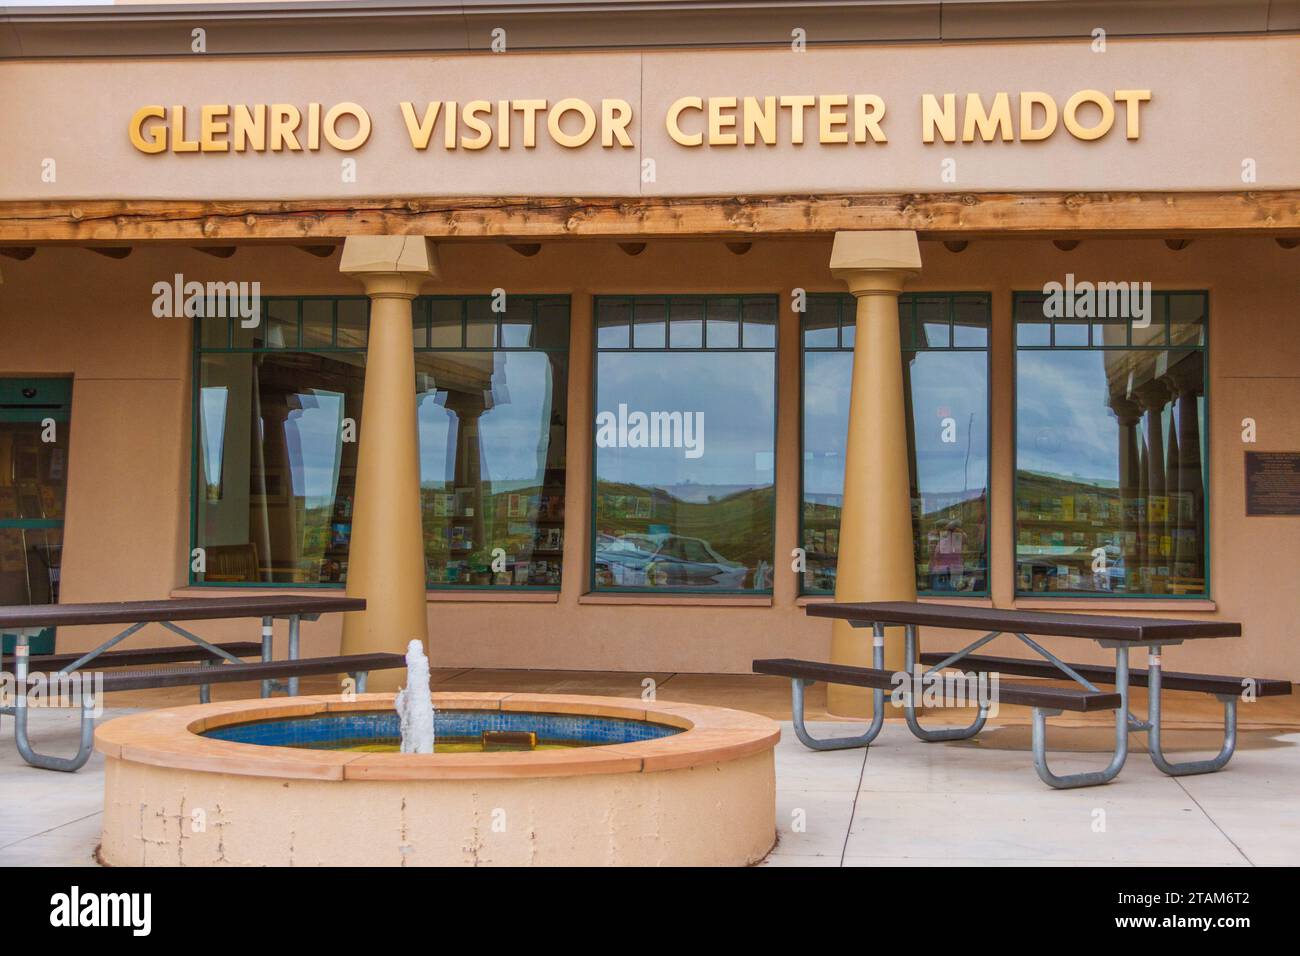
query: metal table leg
[
  {"left": 11, "top": 630, "right": 95, "bottom": 773},
  {"left": 286, "top": 614, "right": 300, "bottom": 697},
  {"left": 199, "top": 658, "right": 213, "bottom": 704},
  {"left": 902, "top": 623, "right": 988, "bottom": 742},
  {"left": 260, "top": 616, "right": 274, "bottom": 698},
  {"left": 788, "top": 623, "right": 887, "bottom": 750},
  {"left": 1144, "top": 645, "right": 1237, "bottom": 776},
  {"left": 1031, "top": 644, "right": 1130, "bottom": 789}
]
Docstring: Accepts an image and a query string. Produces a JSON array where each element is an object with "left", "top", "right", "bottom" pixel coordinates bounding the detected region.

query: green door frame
[{"left": 0, "top": 377, "right": 73, "bottom": 653}]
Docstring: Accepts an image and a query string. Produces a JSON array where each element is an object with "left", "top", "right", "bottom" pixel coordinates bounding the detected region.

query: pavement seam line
[
  {"left": 839, "top": 736, "right": 871, "bottom": 868},
  {"left": 0, "top": 809, "right": 103, "bottom": 852},
  {"left": 1172, "top": 775, "right": 1255, "bottom": 867}
]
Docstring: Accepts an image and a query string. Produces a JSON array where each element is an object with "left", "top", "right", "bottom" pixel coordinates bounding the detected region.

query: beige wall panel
[
  {"left": 0, "top": 52, "right": 642, "bottom": 201},
  {"left": 637, "top": 36, "right": 1300, "bottom": 194},
  {"left": 58, "top": 378, "right": 189, "bottom": 610},
  {"left": 0, "top": 36, "right": 1297, "bottom": 200},
  {"left": 1209, "top": 376, "right": 1300, "bottom": 681}
]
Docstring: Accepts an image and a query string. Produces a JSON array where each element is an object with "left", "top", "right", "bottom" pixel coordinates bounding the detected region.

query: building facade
[{"left": 0, "top": 1, "right": 1297, "bottom": 707}]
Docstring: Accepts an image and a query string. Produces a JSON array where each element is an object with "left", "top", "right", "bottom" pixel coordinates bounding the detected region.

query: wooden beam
[{"left": 0, "top": 192, "right": 1296, "bottom": 243}]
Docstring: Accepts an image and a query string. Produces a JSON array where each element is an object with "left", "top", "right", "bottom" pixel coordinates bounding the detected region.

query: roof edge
[{"left": 1, "top": 1, "right": 1295, "bottom": 60}]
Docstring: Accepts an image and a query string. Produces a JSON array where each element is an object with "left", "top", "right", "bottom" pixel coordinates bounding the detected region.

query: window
[
  {"left": 416, "top": 296, "right": 569, "bottom": 588},
  {"left": 593, "top": 295, "right": 777, "bottom": 592},
  {"left": 801, "top": 294, "right": 990, "bottom": 595},
  {"left": 193, "top": 298, "right": 369, "bottom": 585},
  {"left": 1014, "top": 291, "right": 1207, "bottom": 597},
  {"left": 192, "top": 296, "right": 569, "bottom": 589}
]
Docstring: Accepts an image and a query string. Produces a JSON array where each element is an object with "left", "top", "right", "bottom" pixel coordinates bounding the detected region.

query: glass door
[{"left": 0, "top": 378, "right": 72, "bottom": 653}]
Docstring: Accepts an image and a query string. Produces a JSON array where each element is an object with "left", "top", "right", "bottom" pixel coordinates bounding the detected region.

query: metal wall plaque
[{"left": 1245, "top": 452, "right": 1300, "bottom": 516}]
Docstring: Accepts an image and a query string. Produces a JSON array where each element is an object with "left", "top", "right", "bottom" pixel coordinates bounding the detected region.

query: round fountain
[{"left": 95, "top": 644, "right": 778, "bottom": 866}]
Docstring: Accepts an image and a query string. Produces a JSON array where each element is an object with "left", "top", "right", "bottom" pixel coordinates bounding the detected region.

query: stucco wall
[
  {"left": 0, "top": 236, "right": 1296, "bottom": 679},
  {"left": 1, "top": 35, "right": 1297, "bottom": 200}
]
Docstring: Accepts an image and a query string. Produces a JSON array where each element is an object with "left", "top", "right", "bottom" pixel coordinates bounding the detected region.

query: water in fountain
[{"left": 395, "top": 639, "right": 435, "bottom": 754}]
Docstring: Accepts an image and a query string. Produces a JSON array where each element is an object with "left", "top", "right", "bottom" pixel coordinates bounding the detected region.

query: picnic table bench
[
  {"left": 0, "top": 595, "right": 404, "bottom": 772},
  {"left": 755, "top": 601, "right": 1292, "bottom": 789}
]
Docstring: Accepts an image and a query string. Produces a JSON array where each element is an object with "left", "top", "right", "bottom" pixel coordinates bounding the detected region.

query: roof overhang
[{"left": 2, "top": 0, "right": 1297, "bottom": 60}]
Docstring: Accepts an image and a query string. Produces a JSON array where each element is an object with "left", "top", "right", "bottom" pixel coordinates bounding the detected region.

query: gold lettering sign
[
  {"left": 666, "top": 94, "right": 889, "bottom": 146},
  {"left": 920, "top": 90, "right": 1150, "bottom": 143},
  {"left": 128, "top": 91, "right": 1151, "bottom": 154},
  {"left": 396, "top": 99, "right": 634, "bottom": 150},
  {"left": 129, "top": 102, "right": 373, "bottom": 153}
]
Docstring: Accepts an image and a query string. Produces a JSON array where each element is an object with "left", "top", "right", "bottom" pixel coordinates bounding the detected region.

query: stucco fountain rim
[{"left": 93, "top": 691, "right": 781, "bottom": 781}]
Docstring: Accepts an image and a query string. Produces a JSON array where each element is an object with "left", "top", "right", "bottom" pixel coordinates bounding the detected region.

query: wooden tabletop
[
  {"left": 0, "top": 595, "right": 366, "bottom": 630},
  {"left": 805, "top": 601, "right": 1241, "bottom": 643}
]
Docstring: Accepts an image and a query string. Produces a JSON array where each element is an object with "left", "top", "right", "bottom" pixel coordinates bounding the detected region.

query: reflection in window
[
  {"left": 1014, "top": 292, "right": 1208, "bottom": 596},
  {"left": 284, "top": 391, "right": 345, "bottom": 506},
  {"left": 801, "top": 294, "right": 990, "bottom": 595},
  {"left": 195, "top": 351, "right": 365, "bottom": 584},
  {"left": 593, "top": 296, "right": 777, "bottom": 592},
  {"left": 199, "top": 386, "right": 229, "bottom": 501},
  {"left": 195, "top": 297, "right": 369, "bottom": 584},
  {"left": 415, "top": 296, "right": 569, "bottom": 588},
  {"left": 193, "top": 296, "right": 569, "bottom": 589}
]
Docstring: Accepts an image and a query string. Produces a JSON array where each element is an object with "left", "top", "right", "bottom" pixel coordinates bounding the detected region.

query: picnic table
[
  {"left": 756, "top": 601, "right": 1292, "bottom": 789},
  {"left": 0, "top": 595, "right": 404, "bottom": 772}
]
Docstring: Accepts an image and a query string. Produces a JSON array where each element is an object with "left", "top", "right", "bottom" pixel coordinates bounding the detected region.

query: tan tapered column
[
  {"left": 827, "top": 232, "right": 921, "bottom": 718},
  {"left": 338, "top": 237, "right": 438, "bottom": 689}
]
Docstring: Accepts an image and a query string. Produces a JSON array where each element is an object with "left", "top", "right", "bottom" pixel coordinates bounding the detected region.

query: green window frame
[
  {"left": 190, "top": 295, "right": 570, "bottom": 589},
  {"left": 1012, "top": 290, "right": 1209, "bottom": 599},
  {"left": 800, "top": 293, "right": 992, "bottom": 597},
  {"left": 414, "top": 295, "right": 572, "bottom": 354},
  {"left": 591, "top": 294, "right": 779, "bottom": 594},
  {"left": 196, "top": 296, "right": 372, "bottom": 353}
]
